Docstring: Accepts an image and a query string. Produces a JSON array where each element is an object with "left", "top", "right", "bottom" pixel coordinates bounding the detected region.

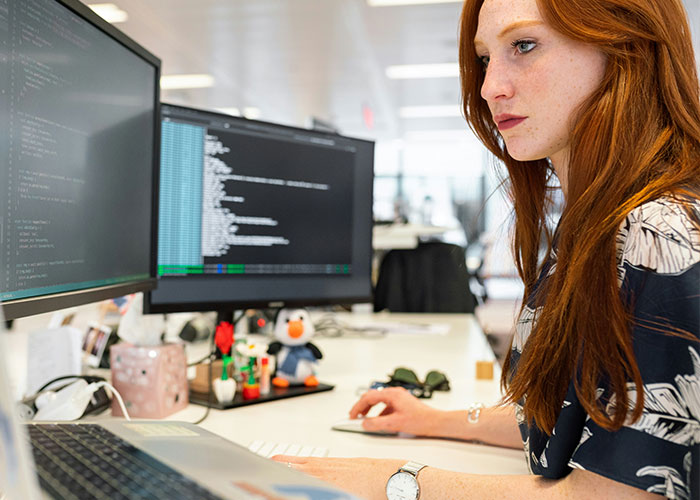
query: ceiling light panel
[
  {"left": 399, "top": 105, "right": 462, "bottom": 118},
  {"left": 368, "top": 0, "right": 462, "bottom": 5},
  {"left": 217, "top": 107, "right": 241, "bottom": 117},
  {"left": 386, "top": 63, "right": 459, "bottom": 79},
  {"left": 160, "top": 74, "right": 215, "bottom": 90},
  {"left": 87, "top": 3, "right": 128, "bottom": 24},
  {"left": 404, "top": 129, "right": 473, "bottom": 141},
  {"left": 243, "top": 107, "right": 261, "bottom": 120}
]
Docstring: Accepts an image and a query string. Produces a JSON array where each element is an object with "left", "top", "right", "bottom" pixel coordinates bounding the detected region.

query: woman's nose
[{"left": 480, "top": 59, "right": 514, "bottom": 103}]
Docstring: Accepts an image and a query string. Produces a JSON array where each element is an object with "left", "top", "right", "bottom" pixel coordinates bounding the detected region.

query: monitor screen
[
  {"left": 145, "top": 104, "right": 374, "bottom": 313},
  {"left": 0, "top": 0, "right": 160, "bottom": 320}
]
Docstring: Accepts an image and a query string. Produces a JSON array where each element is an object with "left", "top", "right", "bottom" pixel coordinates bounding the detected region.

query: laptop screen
[{"left": 0, "top": 307, "right": 42, "bottom": 500}]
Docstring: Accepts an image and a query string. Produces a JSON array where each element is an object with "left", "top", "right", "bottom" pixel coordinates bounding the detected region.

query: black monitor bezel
[
  {"left": 144, "top": 103, "right": 375, "bottom": 314},
  {"left": 2, "top": 0, "right": 161, "bottom": 320}
]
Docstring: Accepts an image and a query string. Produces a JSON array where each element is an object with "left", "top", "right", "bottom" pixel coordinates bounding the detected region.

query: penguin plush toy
[{"left": 267, "top": 308, "right": 322, "bottom": 387}]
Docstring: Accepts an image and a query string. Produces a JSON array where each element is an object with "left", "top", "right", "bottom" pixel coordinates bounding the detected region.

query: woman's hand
[
  {"left": 271, "top": 455, "right": 404, "bottom": 500},
  {"left": 349, "top": 387, "right": 445, "bottom": 436}
]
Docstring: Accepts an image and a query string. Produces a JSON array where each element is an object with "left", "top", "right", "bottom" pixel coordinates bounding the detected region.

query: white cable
[{"left": 91, "top": 382, "right": 131, "bottom": 421}]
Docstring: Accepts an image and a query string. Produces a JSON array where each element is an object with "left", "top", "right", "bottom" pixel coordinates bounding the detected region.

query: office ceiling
[
  {"left": 109, "top": 0, "right": 700, "bottom": 143},
  {"left": 98, "top": 0, "right": 468, "bottom": 141}
]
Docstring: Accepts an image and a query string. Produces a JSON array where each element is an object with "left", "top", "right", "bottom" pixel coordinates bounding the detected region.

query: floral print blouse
[{"left": 510, "top": 196, "right": 700, "bottom": 499}]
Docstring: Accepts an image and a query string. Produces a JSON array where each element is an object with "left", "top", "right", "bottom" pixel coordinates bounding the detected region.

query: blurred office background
[{"left": 87, "top": 0, "right": 700, "bottom": 286}]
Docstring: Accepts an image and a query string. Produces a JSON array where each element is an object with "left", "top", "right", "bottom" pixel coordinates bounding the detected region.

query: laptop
[{"left": 0, "top": 307, "right": 359, "bottom": 500}]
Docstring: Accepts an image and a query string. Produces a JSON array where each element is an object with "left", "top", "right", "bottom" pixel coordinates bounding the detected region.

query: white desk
[{"left": 168, "top": 312, "right": 528, "bottom": 476}]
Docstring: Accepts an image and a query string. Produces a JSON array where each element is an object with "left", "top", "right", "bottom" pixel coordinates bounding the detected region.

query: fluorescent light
[
  {"left": 160, "top": 74, "right": 215, "bottom": 90},
  {"left": 386, "top": 63, "right": 459, "bottom": 79},
  {"left": 399, "top": 105, "right": 462, "bottom": 118},
  {"left": 216, "top": 107, "right": 260, "bottom": 119},
  {"left": 87, "top": 3, "right": 128, "bottom": 23},
  {"left": 368, "top": 0, "right": 462, "bottom": 6},
  {"left": 404, "top": 129, "right": 472, "bottom": 141},
  {"left": 243, "top": 107, "right": 261, "bottom": 120},
  {"left": 217, "top": 107, "right": 241, "bottom": 117}
]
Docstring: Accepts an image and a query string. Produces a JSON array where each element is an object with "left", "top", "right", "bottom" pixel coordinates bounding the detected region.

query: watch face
[{"left": 386, "top": 471, "right": 419, "bottom": 500}]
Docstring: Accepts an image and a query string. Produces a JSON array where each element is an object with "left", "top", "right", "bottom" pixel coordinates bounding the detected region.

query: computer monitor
[
  {"left": 0, "top": 0, "right": 161, "bottom": 320},
  {"left": 145, "top": 104, "right": 374, "bottom": 317}
]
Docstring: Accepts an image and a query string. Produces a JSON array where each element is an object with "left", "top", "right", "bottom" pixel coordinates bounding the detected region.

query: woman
[{"left": 273, "top": 0, "right": 700, "bottom": 497}]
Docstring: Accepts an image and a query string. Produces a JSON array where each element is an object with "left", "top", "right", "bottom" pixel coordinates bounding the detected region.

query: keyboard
[
  {"left": 248, "top": 440, "right": 329, "bottom": 459},
  {"left": 27, "top": 423, "right": 222, "bottom": 500}
]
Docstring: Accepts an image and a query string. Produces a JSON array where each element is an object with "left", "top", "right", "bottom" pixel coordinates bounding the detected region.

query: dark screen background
[
  {"left": 204, "top": 132, "right": 354, "bottom": 266},
  {"left": 0, "top": 0, "right": 156, "bottom": 299}
]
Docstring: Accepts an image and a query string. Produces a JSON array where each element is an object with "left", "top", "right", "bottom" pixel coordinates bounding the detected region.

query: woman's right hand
[{"left": 348, "top": 387, "right": 445, "bottom": 437}]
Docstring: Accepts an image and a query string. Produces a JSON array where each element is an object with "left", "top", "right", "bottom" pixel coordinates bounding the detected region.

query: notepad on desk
[{"left": 352, "top": 321, "right": 450, "bottom": 336}]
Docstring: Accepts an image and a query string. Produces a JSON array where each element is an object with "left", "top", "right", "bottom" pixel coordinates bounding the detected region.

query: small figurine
[
  {"left": 213, "top": 321, "right": 236, "bottom": 404},
  {"left": 267, "top": 308, "right": 322, "bottom": 387},
  {"left": 240, "top": 366, "right": 260, "bottom": 400},
  {"left": 235, "top": 341, "right": 267, "bottom": 400}
]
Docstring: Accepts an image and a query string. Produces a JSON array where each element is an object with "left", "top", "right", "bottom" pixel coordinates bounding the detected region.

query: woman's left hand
[{"left": 271, "top": 455, "right": 404, "bottom": 500}]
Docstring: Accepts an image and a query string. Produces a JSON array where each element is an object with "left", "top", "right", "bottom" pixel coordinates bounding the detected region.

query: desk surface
[
  {"left": 169, "top": 312, "right": 528, "bottom": 475},
  {"left": 373, "top": 224, "right": 451, "bottom": 250}
]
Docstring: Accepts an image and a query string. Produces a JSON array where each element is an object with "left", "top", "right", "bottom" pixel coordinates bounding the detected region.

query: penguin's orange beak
[{"left": 287, "top": 320, "right": 304, "bottom": 339}]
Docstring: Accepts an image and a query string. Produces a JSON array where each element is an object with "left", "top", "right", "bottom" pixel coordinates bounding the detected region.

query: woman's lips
[{"left": 495, "top": 114, "right": 527, "bottom": 131}]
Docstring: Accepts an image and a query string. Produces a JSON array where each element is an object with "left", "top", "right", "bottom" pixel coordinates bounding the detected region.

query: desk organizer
[{"left": 110, "top": 343, "right": 189, "bottom": 418}]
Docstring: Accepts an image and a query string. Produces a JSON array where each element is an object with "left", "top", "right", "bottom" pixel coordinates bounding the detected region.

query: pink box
[{"left": 110, "top": 343, "right": 188, "bottom": 418}]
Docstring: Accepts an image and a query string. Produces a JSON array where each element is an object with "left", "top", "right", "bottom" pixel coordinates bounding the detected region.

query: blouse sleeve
[{"left": 567, "top": 197, "right": 700, "bottom": 500}]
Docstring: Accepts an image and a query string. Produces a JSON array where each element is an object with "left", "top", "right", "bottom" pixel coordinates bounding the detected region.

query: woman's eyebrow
[{"left": 474, "top": 19, "right": 543, "bottom": 48}]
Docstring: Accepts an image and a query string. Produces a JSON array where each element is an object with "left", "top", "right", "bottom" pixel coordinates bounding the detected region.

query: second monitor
[{"left": 145, "top": 104, "right": 375, "bottom": 314}]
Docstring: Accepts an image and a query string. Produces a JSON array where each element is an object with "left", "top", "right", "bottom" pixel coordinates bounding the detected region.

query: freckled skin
[{"left": 474, "top": 0, "right": 607, "bottom": 187}]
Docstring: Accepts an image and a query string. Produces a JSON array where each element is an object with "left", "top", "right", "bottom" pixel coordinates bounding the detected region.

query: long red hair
[{"left": 459, "top": 0, "right": 700, "bottom": 433}]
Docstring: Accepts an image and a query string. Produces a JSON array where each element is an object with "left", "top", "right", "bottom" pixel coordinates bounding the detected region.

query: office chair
[{"left": 373, "top": 242, "right": 478, "bottom": 313}]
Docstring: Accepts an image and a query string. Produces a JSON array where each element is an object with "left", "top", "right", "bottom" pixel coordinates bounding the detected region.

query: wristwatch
[{"left": 385, "top": 461, "right": 427, "bottom": 500}]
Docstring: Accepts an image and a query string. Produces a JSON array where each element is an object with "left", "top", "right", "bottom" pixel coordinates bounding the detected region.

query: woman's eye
[{"left": 512, "top": 39, "right": 536, "bottom": 54}]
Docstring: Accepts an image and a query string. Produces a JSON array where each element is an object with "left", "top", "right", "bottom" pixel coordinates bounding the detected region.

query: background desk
[{"left": 169, "top": 312, "right": 528, "bottom": 476}]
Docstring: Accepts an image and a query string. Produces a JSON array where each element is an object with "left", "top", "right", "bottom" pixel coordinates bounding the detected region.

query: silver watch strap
[{"left": 400, "top": 461, "right": 427, "bottom": 476}]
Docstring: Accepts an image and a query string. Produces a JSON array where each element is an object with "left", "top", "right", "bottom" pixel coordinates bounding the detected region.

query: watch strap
[{"left": 399, "top": 461, "right": 427, "bottom": 477}]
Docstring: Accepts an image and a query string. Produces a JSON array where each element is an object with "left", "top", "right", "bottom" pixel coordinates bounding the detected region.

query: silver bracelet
[{"left": 467, "top": 402, "right": 484, "bottom": 424}]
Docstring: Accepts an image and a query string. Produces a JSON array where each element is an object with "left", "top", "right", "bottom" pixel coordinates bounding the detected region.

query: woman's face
[{"left": 474, "top": 0, "right": 606, "bottom": 168}]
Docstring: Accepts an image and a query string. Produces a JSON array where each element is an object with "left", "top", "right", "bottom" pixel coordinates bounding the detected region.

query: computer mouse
[{"left": 330, "top": 417, "right": 399, "bottom": 436}]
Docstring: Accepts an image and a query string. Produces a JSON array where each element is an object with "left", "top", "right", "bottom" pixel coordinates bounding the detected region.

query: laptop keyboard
[
  {"left": 27, "top": 423, "right": 223, "bottom": 500},
  {"left": 248, "top": 440, "right": 328, "bottom": 458}
]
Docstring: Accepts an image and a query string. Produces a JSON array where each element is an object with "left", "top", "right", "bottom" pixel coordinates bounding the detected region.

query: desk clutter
[{"left": 190, "top": 308, "right": 334, "bottom": 410}]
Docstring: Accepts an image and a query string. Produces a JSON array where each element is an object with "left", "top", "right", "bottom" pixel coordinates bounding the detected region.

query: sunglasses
[{"left": 385, "top": 367, "right": 451, "bottom": 398}]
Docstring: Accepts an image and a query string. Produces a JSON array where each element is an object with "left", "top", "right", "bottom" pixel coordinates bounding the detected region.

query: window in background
[
  {"left": 373, "top": 176, "right": 401, "bottom": 222},
  {"left": 370, "top": 136, "right": 524, "bottom": 278},
  {"left": 372, "top": 137, "right": 487, "bottom": 244}
]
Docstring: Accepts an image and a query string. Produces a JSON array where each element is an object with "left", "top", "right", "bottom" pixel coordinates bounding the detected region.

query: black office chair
[{"left": 373, "top": 242, "right": 478, "bottom": 313}]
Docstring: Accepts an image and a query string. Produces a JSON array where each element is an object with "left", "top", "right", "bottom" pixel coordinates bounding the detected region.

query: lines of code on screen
[
  {"left": 0, "top": 0, "right": 155, "bottom": 301},
  {"left": 158, "top": 117, "right": 355, "bottom": 277}
]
